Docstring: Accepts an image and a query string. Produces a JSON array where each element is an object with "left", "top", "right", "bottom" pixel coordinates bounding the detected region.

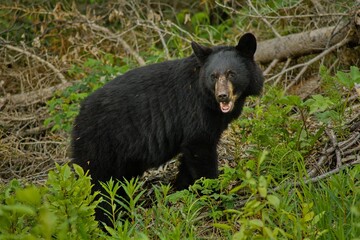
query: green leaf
[
  {"left": 258, "top": 187, "right": 267, "bottom": 198},
  {"left": 249, "top": 219, "right": 264, "bottom": 228},
  {"left": 213, "top": 223, "right": 233, "bottom": 230},
  {"left": 258, "top": 150, "right": 269, "bottom": 168},
  {"left": 245, "top": 199, "right": 261, "bottom": 209},
  {"left": 232, "top": 230, "right": 246, "bottom": 240},
  {"left": 350, "top": 66, "right": 360, "bottom": 83},
  {"left": 223, "top": 209, "right": 242, "bottom": 215},
  {"left": 303, "top": 211, "right": 314, "bottom": 222},
  {"left": 311, "top": 211, "right": 325, "bottom": 225},
  {"left": 263, "top": 226, "right": 275, "bottom": 238},
  {"left": 191, "top": 12, "right": 209, "bottom": 26},
  {"left": 245, "top": 170, "right": 252, "bottom": 179},
  {"left": 229, "top": 184, "right": 244, "bottom": 194},
  {"left": 73, "top": 164, "right": 85, "bottom": 177},
  {"left": 336, "top": 71, "right": 352, "bottom": 88},
  {"left": 258, "top": 176, "right": 267, "bottom": 198},
  {"left": 304, "top": 95, "right": 334, "bottom": 114},
  {"left": 279, "top": 95, "right": 303, "bottom": 107},
  {"left": 267, "top": 195, "right": 280, "bottom": 209},
  {"left": 16, "top": 186, "right": 41, "bottom": 206},
  {"left": 2, "top": 204, "right": 36, "bottom": 215},
  {"left": 336, "top": 66, "right": 360, "bottom": 88}
]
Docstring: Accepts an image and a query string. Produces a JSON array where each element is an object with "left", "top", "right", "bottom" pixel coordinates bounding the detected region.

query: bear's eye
[
  {"left": 227, "top": 71, "right": 236, "bottom": 78},
  {"left": 210, "top": 73, "right": 217, "bottom": 82}
]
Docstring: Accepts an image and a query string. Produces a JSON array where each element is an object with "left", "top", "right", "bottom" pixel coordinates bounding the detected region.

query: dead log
[
  {"left": 255, "top": 12, "right": 360, "bottom": 64},
  {"left": 0, "top": 82, "right": 73, "bottom": 109}
]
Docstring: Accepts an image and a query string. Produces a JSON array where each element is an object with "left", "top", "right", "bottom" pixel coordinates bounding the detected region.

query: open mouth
[{"left": 219, "top": 101, "right": 234, "bottom": 113}]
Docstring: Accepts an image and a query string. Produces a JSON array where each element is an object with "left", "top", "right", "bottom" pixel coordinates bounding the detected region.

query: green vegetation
[
  {"left": 0, "top": 164, "right": 101, "bottom": 239},
  {"left": 1, "top": 152, "right": 359, "bottom": 239}
]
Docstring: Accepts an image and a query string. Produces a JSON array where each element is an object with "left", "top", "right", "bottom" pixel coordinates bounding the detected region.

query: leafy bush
[{"left": 0, "top": 164, "right": 102, "bottom": 239}]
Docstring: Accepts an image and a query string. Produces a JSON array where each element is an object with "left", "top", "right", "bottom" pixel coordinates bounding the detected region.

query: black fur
[{"left": 72, "top": 33, "right": 264, "bottom": 222}]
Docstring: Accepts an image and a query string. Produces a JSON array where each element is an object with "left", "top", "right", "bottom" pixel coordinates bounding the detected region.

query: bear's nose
[{"left": 218, "top": 93, "right": 229, "bottom": 102}]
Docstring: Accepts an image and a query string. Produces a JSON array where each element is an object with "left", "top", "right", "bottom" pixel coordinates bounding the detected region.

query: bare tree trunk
[
  {"left": 0, "top": 82, "right": 73, "bottom": 108},
  {"left": 255, "top": 18, "right": 359, "bottom": 64}
]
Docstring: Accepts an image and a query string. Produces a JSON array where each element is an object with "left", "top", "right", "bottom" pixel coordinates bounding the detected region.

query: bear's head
[{"left": 192, "top": 33, "right": 263, "bottom": 113}]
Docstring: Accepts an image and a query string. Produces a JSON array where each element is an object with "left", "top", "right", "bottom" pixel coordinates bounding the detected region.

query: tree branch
[{"left": 2, "top": 43, "right": 67, "bottom": 84}]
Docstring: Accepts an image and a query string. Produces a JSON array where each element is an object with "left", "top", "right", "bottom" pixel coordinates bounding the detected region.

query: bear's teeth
[{"left": 220, "top": 102, "right": 232, "bottom": 113}]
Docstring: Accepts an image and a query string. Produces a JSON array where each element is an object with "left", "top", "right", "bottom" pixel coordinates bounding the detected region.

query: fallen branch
[
  {"left": 283, "top": 37, "right": 351, "bottom": 90},
  {"left": 1, "top": 43, "right": 67, "bottom": 84},
  {"left": 263, "top": 58, "right": 279, "bottom": 76},
  {"left": 266, "top": 36, "right": 350, "bottom": 85},
  {"left": 325, "top": 129, "right": 342, "bottom": 168},
  {"left": 0, "top": 81, "right": 73, "bottom": 108},
  {"left": 274, "top": 159, "right": 360, "bottom": 193},
  {"left": 16, "top": 123, "right": 54, "bottom": 138},
  {"left": 307, "top": 129, "right": 360, "bottom": 177},
  {"left": 273, "top": 58, "right": 292, "bottom": 85},
  {"left": 255, "top": 18, "right": 358, "bottom": 64}
]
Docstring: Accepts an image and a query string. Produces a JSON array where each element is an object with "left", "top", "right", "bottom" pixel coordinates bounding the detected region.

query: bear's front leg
[{"left": 175, "top": 143, "right": 218, "bottom": 190}]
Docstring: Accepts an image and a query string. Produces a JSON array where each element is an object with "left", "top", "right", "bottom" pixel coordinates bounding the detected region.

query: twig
[
  {"left": 216, "top": 2, "right": 348, "bottom": 19},
  {"left": 322, "top": 133, "right": 359, "bottom": 154},
  {"left": 273, "top": 37, "right": 351, "bottom": 91},
  {"left": 343, "top": 145, "right": 360, "bottom": 156},
  {"left": 78, "top": 15, "right": 146, "bottom": 66},
  {"left": 307, "top": 130, "right": 360, "bottom": 177},
  {"left": 274, "top": 160, "right": 360, "bottom": 192},
  {"left": 16, "top": 123, "right": 54, "bottom": 138},
  {"left": 326, "top": 129, "right": 342, "bottom": 168},
  {"left": 136, "top": 20, "right": 192, "bottom": 43},
  {"left": 281, "top": 36, "right": 349, "bottom": 82},
  {"left": 236, "top": 159, "right": 360, "bottom": 208},
  {"left": 307, "top": 142, "right": 329, "bottom": 177},
  {"left": 310, "top": 0, "right": 326, "bottom": 14},
  {"left": 292, "top": 64, "right": 309, "bottom": 84},
  {"left": 247, "top": 0, "right": 282, "bottom": 38},
  {"left": 263, "top": 58, "right": 279, "bottom": 76},
  {"left": 2, "top": 43, "right": 67, "bottom": 84},
  {"left": 338, "top": 132, "right": 360, "bottom": 150},
  {"left": 0, "top": 81, "right": 73, "bottom": 108},
  {"left": 150, "top": 21, "right": 170, "bottom": 60},
  {"left": 272, "top": 58, "right": 291, "bottom": 85},
  {"left": 346, "top": 112, "right": 360, "bottom": 126}
]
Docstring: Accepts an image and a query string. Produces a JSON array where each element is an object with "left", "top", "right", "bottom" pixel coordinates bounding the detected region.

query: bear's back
[{"left": 73, "top": 55, "right": 216, "bottom": 168}]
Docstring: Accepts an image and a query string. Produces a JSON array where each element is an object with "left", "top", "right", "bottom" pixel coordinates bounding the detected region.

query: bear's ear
[
  {"left": 191, "top": 41, "right": 212, "bottom": 63},
  {"left": 236, "top": 33, "right": 257, "bottom": 58}
]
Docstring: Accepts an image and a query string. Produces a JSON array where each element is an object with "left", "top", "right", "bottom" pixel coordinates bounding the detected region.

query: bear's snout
[
  {"left": 217, "top": 93, "right": 229, "bottom": 102},
  {"left": 215, "top": 75, "right": 232, "bottom": 102},
  {"left": 214, "top": 75, "right": 237, "bottom": 113}
]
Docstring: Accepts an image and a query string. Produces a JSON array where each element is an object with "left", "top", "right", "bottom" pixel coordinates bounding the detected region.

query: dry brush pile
[{"left": 0, "top": 1, "right": 359, "bottom": 186}]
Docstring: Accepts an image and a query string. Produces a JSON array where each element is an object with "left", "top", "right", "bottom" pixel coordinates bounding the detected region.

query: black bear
[{"left": 72, "top": 33, "right": 263, "bottom": 220}]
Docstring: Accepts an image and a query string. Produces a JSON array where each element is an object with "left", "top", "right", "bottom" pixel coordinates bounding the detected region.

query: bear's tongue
[{"left": 220, "top": 101, "right": 232, "bottom": 113}]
